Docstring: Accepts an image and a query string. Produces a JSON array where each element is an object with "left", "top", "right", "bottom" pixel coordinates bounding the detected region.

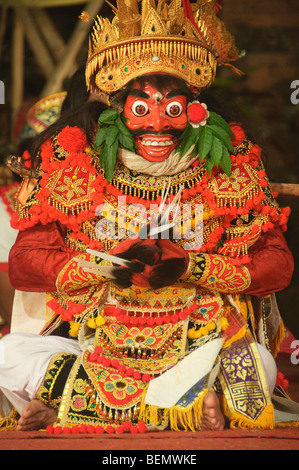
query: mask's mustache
[{"left": 131, "top": 129, "right": 183, "bottom": 138}]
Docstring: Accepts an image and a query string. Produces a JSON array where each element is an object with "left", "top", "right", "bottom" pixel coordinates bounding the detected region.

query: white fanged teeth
[{"left": 142, "top": 140, "right": 174, "bottom": 146}]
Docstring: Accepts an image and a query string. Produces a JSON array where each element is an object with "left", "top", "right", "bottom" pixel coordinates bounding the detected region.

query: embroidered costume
[{"left": 1, "top": 0, "right": 297, "bottom": 433}]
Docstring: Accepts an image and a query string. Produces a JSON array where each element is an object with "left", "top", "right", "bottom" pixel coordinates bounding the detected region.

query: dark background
[
  {"left": 0, "top": 0, "right": 298, "bottom": 337},
  {"left": 220, "top": 0, "right": 299, "bottom": 339}
]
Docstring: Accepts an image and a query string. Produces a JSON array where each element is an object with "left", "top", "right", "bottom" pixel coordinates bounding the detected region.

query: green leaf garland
[
  {"left": 178, "top": 111, "right": 234, "bottom": 176},
  {"left": 94, "top": 108, "right": 234, "bottom": 181},
  {"left": 197, "top": 126, "right": 213, "bottom": 162},
  {"left": 94, "top": 108, "right": 136, "bottom": 182}
]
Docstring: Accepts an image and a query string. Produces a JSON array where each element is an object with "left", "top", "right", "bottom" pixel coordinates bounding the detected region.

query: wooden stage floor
[{"left": 1, "top": 353, "right": 298, "bottom": 451}]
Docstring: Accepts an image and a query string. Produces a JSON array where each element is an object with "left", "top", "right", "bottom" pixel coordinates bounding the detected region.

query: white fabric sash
[{"left": 144, "top": 338, "right": 224, "bottom": 408}]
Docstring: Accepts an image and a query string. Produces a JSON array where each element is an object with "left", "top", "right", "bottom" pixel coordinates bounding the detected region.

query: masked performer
[{"left": 0, "top": 0, "right": 297, "bottom": 433}]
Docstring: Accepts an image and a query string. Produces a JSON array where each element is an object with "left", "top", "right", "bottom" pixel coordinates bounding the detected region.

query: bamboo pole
[
  {"left": 270, "top": 183, "right": 299, "bottom": 197},
  {"left": 31, "top": 8, "right": 68, "bottom": 62},
  {"left": 0, "top": 6, "right": 8, "bottom": 67},
  {"left": 11, "top": 9, "right": 24, "bottom": 137},
  {"left": 17, "top": 7, "right": 55, "bottom": 78},
  {"left": 41, "top": 0, "right": 105, "bottom": 97}
]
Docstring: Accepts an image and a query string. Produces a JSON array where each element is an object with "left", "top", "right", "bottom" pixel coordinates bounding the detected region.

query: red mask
[{"left": 123, "top": 81, "right": 188, "bottom": 162}]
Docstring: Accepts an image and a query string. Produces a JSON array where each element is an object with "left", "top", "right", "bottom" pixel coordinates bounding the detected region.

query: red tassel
[{"left": 182, "top": 0, "right": 203, "bottom": 37}]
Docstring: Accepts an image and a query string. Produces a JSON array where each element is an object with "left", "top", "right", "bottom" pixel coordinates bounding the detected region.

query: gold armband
[{"left": 181, "top": 252, "right": 251, "bottom": 293}]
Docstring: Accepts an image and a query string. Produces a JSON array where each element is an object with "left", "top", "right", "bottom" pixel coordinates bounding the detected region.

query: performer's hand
[{"left": 109, "top": 238, "right": 189, "bottom": 289}]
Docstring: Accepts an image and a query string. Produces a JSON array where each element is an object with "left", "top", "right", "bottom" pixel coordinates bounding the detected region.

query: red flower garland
[
  {"left": 46, "top": 419, "right": 147, "bottom": 435},
  {"left": 103, "top": 302, "right": 200, "bottom": 326},
  {"left": 87, "top": 345, "right": 152, "bottom": 382},
  {"left": 46, "top": 297, "right": 88, "bottom": 322},
  {"left": 57, "top": 126, "right": 88, "bottom": 153},
  {"left": 229, "top": 123, "right": 246, "bottom": 146}
]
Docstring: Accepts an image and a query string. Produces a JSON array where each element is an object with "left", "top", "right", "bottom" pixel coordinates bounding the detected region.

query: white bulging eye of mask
[
  {"left": 132, "top": 100, "right": 149, "bottom": 117},
  {"left": 166, "top": 101, "right": 183, "bottom": 117}
]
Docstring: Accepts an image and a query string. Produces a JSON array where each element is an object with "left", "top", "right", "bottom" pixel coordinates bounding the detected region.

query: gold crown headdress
[{"left": 85, "top": 0, "right": 242, "bottom": 98}]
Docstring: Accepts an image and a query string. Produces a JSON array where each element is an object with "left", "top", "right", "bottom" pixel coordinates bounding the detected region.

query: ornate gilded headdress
[{"left": 85, "top": 0, "right": 242, "bottom": 98}]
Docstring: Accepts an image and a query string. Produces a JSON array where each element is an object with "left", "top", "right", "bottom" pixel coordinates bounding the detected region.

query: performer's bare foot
[
  {"left": 16, "top": 399, "right": 57, "bottom": 431},
  {"left": 200, "top": 390, "right": 225, "bottom": 430}
]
